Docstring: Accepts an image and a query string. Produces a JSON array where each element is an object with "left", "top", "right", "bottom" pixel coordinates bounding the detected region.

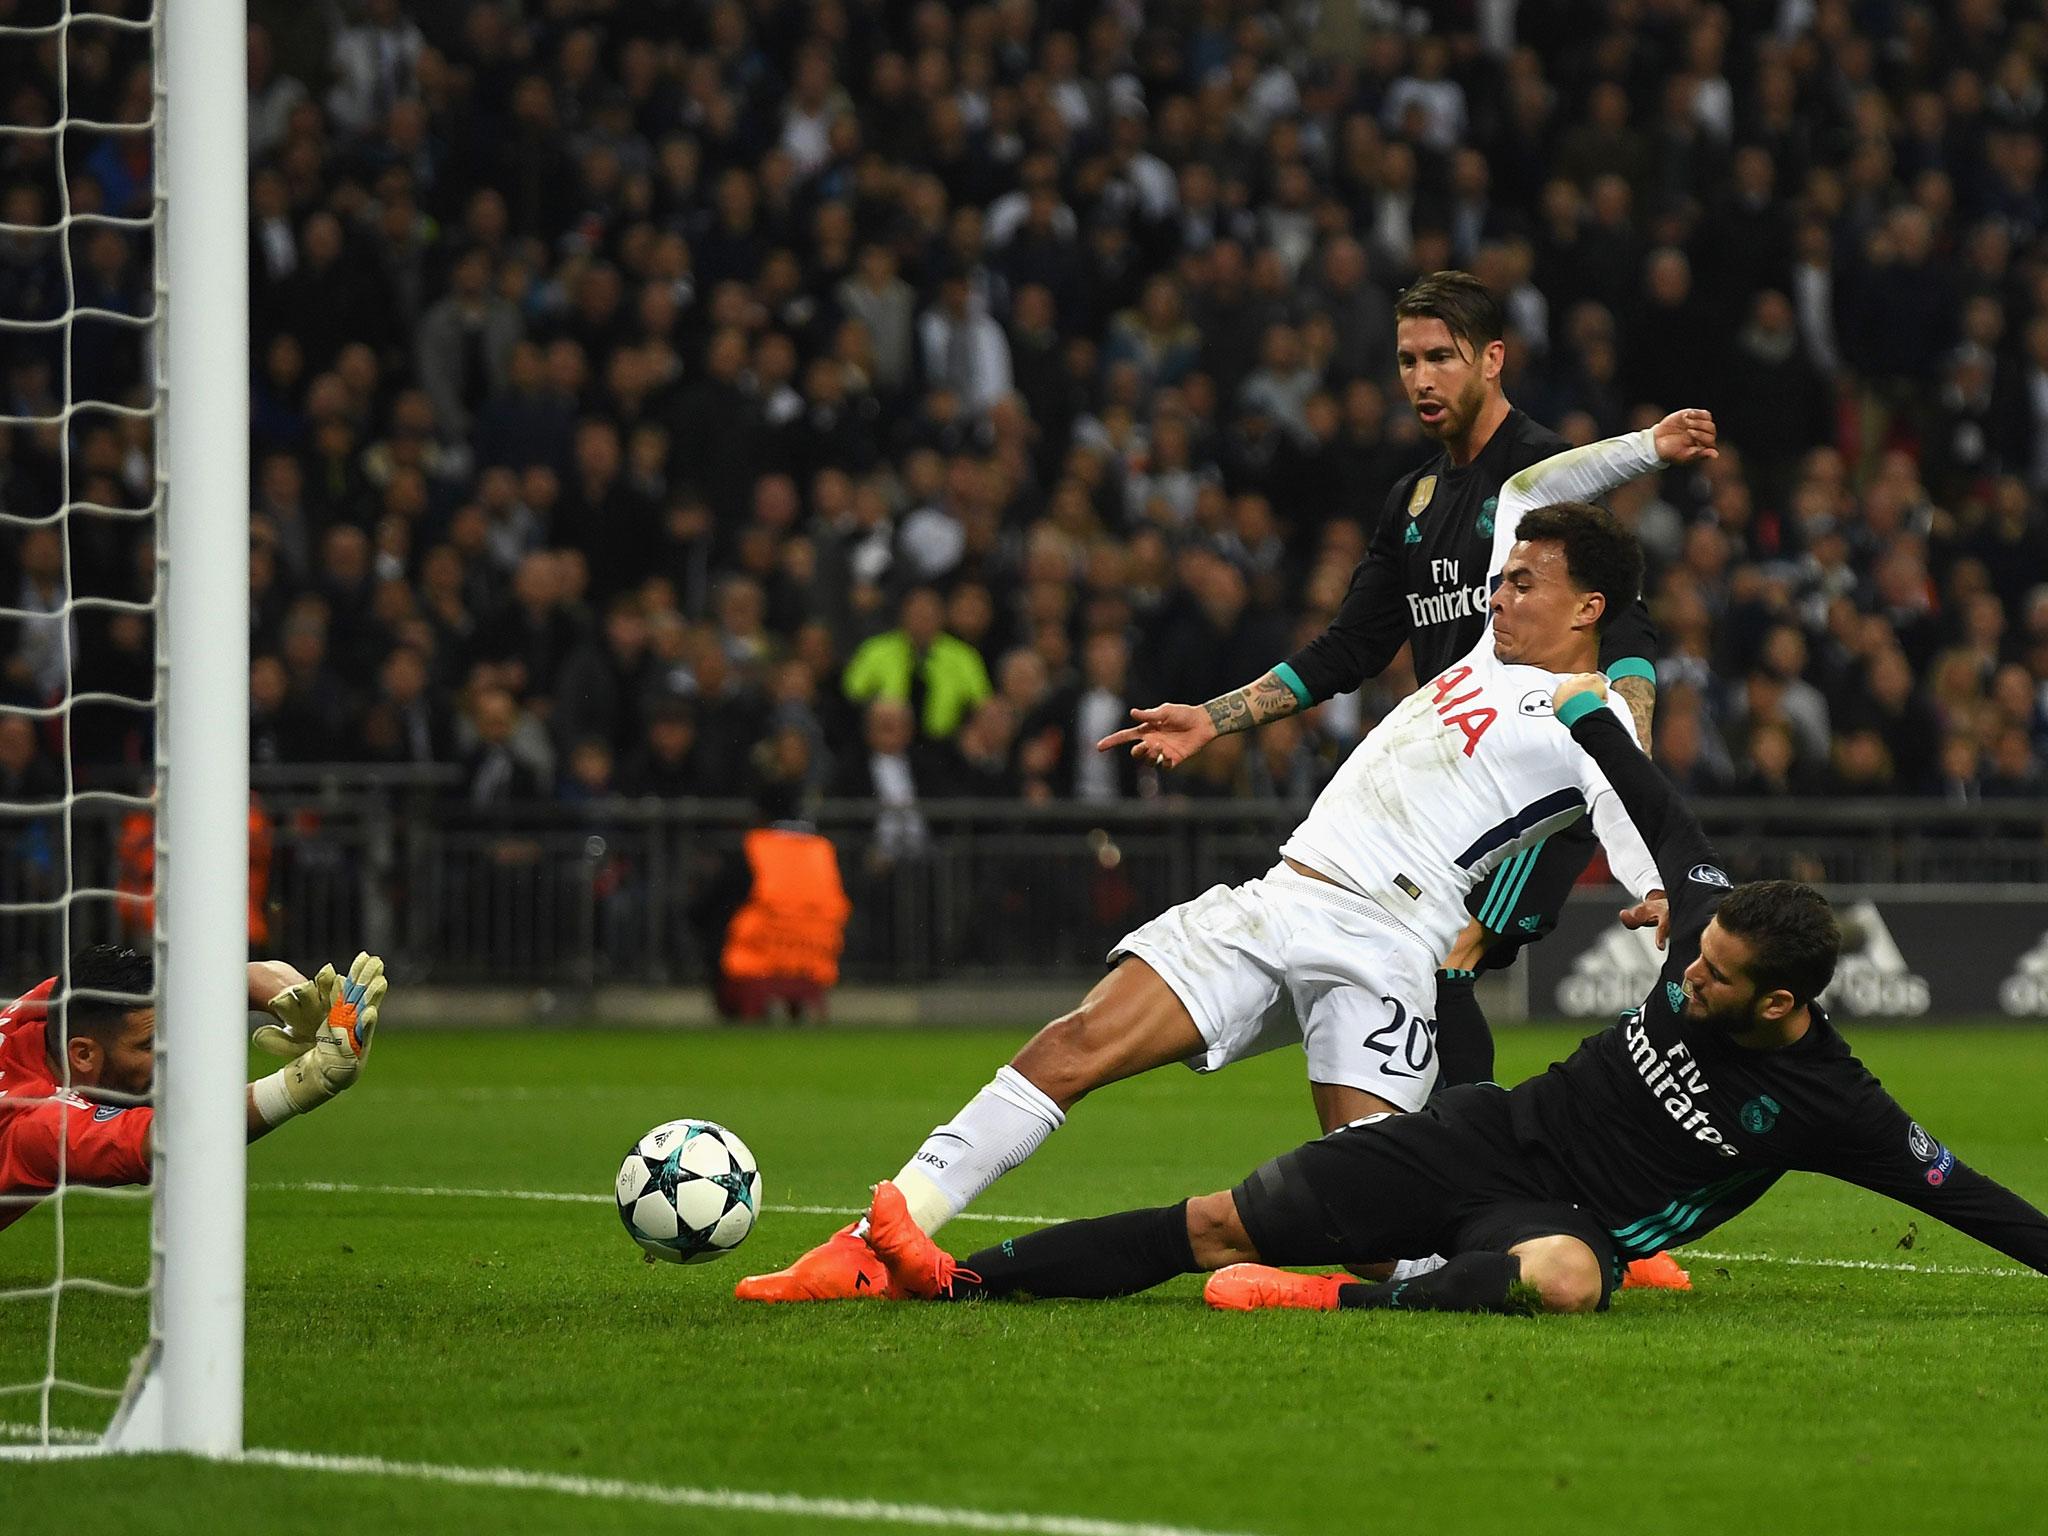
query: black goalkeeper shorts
[
  {"left": 1463, "top": 816, "right": 1601, "bottom": 973},
  {"left": 1230, "top": 1084, "right": 1622, "bottom": 1307}
]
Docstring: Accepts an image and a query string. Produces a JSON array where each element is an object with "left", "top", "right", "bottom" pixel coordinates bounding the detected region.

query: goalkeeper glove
[
  {"left": 252, "top": 962, "right": 340, "bottom": 1058},
  {"left": 252, "top": 951, "right": 386, "bottom": 1127}
]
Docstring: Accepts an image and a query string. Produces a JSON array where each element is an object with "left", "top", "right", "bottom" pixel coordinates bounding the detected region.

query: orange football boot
[
  {"left": 1620, "top": 1250, "right": 1692, "bottom": 1291},
  {"left": 734, "top": 1223, "right": 897, "bottom": 1302},
  {"left": 862, "top": 1181, "right": 979, "bottom": 1299},
  {"left": 1203, "top": 1264, "right": 1346, "bottom": 1312}
]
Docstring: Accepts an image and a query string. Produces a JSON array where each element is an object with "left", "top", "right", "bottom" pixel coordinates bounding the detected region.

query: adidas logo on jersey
[
  {"left": 1820, "top": 901, "right": 1930, "bottom": 1017},
  {"left": 1403, "top": 522, "right": 1421, "bottom": 545},
  {"left": 1998, "top": 930, "right": 2048, "bottom": 1015},
  {"left": 1555, "top": 921, "right": 1666, "bottom": 1016}
]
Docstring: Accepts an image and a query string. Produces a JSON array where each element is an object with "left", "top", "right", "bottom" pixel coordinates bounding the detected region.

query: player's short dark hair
[
  {"left": 1512, "top": 501, "right": 1643, "bottom": 632},
  {"left": 1393, "top": 271, "right": 1504, "bottom": 357},
  {"left": 58, "top": 942, "right": 154, "bottom": 1050},
  {"left": 1712, "top": 881, "right": 1840, "bottom": 1008}
]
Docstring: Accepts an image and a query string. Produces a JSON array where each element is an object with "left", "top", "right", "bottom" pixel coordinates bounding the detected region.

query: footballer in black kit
[
  {"left": 877, "top": 679, "right": 2048, "bottom": 1316},
  {"left": 1276, "top": 403, "right": 1663, "bottom": 1087},
  {"left": 1217, "top": 694, "right": 2048, "bottom": 1311}
]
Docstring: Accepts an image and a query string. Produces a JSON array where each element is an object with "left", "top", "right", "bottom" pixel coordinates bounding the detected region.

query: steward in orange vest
[
  {"left": 702, "top": 784, "right": 852, "bottom": 1021},
  {"left": 116, "top": 797, "right": 275, "bottom": 949}
]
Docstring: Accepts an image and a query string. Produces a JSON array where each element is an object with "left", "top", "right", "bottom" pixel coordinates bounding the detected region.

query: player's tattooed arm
[
  {"left": 1203, "top": 672, "right": 1302, "bottom": 736},
  {"left": 1612, "top": 674, "right": 1655, "bottom": 744},
  {"left": 1098, "top": 671, "right": 1302, "bottom": 769}
]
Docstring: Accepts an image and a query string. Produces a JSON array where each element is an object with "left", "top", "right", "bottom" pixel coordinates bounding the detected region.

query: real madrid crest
[{"left": 1407, "top": 474, "right": 1436, "bottom": 517}]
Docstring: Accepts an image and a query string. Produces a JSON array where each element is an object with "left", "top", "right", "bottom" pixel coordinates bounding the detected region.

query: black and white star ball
[{"left": 615, "top": 1119, "right": 761, "bottom": 1264}]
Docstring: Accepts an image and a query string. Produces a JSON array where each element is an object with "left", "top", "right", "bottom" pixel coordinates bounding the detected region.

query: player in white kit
[{"left": 738, "top": 413, "right": 1718, "bottom": 1303}]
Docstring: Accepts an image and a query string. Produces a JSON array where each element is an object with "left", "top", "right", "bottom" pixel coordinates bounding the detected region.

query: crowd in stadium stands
[{"left": 6, "top": 0, "right": 2048, "bottom": 823}]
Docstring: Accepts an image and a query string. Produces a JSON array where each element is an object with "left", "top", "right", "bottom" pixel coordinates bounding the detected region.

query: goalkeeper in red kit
[{"left": 0, "top": 942, "right": 386, "bottom": 1233}]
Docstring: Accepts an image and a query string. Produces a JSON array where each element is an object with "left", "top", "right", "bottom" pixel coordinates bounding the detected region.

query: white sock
[
  {"left": 1390, "top": 1254, "right": 1449, "bottom": 1282},
  {"left": 888, "top": 1066, "right": 1065, "bottom": 1234}
]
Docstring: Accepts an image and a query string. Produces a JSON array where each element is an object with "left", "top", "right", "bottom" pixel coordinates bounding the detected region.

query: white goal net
[{"left": 1, "top": 0, "right": 247, "bottom": 1457}]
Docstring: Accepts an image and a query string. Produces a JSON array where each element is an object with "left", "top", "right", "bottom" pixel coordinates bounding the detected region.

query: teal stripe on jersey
[
  {"left": 1505, "top": 836, "right": 1549, "bottom": 923},
  {"left": 1488, "top": 850, "right": 1536, "bottom": 929},
  {"left": 1481, "top": 838, "right": 1547, "bottom": 931},
  {"left": 1477, "top": 851, "right": 1528, "bottom": 930},
  {"left": 1611, "top": 1173, "right": 1744, "bottom": 1247},
  {"left": 1474, "top": 856, "right": 1508, "bottom": 930},
  {"left": 1640, "top": 1170, "right": 1771, "bottom": 1252},
  {"left": 1611, "top": 1170, "right": 1767, "bottom": 1252}
]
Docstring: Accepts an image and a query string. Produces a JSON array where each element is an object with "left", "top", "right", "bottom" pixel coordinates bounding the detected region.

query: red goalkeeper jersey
[{"left": 0, "top": 978, "right": 153, "bottom": 1233}]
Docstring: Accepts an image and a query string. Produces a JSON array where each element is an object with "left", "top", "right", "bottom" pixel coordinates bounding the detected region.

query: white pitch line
[
  {"left": 254, "top": 1179, "right": 1062, "bottom": 1225},
  {"left": 0, "top": 1430, "right": 1270, "bottom": 1533},
  {"left": 239, "top": 1447, "right": 1267, "bottom": 1536},
  {"left": 0, "top": 1420, "right": 100, "bottom": 1447},
  {"left": 254, "top": 1181, "right": 2043, "bottom": 1278},
  {"left": 1682, "top": 1248, "right": 2038, "bottom": 1279}
]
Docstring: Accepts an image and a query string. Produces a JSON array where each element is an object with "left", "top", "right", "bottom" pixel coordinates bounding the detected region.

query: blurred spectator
[
  {"left": 1054, "top": 631, "right": 1141, "bottom": 803},
  {"left": 931, "top": 698, "right": 1021, "bottom": 798},
  {"left": 416, "top": 247, "right": 523, "bottom": 447},
  {"left": 619, "top": 697, "right": 708, "bottom": 799},
  {"left": 6, "top": 529, "right": 71, "bottom": 702},
  {"left": 460, "top": 686, "right": 550, "bottom": 806},
  {"left": 842, "top": 587, "right": 993, "bottom": 742},
  {"left": 0, "top": 717, "right": 60, "bottom": 804},
  {"left": 245, "top": 23, "right": 307, "bottom": 161},
  {"left": 917, "top": 271, "right": 1013, "bottom": 419},
  {"left": 834, "top": 697, "right": 933, "bottom": 866},
  {"left": 327, "top": 0, "right": 424, "bottom": 138},
  {"left": 363, "top": 645, "right": 455, "bottom": 766}
]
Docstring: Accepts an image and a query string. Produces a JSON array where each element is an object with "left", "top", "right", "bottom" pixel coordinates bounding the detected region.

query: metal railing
[{"left": 3, "top": 767, "right": 2043, "bottom": 987}]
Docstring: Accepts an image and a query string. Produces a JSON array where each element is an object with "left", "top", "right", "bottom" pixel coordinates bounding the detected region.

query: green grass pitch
[{"left": 4, "top": 1022, "right": 2046, "bottom": 1534}]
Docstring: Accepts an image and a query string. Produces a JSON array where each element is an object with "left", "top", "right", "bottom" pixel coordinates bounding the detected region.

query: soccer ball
[{"left": 614, "top": 1119, "right": 761, "bottom": 1264}]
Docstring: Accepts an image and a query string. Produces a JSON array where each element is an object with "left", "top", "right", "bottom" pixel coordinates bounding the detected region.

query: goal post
[
  {"left": 6, "top": 0, "right": 255, "bottom": 1459},
  {"left": 146, "top": 0, "right": 251, "bottom": 1458}
]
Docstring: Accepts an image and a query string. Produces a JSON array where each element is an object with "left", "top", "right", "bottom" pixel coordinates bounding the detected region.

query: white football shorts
[{"left": 1110, "top": 861, "right": 1443, "bottom": 1111}]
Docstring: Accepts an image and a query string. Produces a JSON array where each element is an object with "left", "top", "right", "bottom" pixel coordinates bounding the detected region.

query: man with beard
[{"left": 1, "top": 946, "right": 386, "bottom": 1234}]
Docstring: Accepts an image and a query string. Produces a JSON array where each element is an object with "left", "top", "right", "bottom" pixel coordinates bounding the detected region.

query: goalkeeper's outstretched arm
[
  {"left": 134, "top": 951, "right": 387, "bottom": 1155},
  {"left": 245, "top": 950, "right": 385, "bottom": 1141}
]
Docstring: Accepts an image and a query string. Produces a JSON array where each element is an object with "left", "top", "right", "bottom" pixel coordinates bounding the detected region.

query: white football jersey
[
  {"left": 1282, "top": 642, "right": 1657, "bottom": 958},
  {"left": 1280, "top": 428, "right": 1666, "bottom": 959}
]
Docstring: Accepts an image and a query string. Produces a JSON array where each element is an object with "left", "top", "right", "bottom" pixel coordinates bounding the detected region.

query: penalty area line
[{"left": 237, "top": 1446, "right": 1269, "bottom": 1536}]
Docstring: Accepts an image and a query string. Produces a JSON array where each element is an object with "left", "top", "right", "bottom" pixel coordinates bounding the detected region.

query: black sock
[
  {"left": 949, "top": 1203, "right": 1196, "bottom": 1300},
  {"left": 1335, "top": 1251, "right": 1530, "bottom": 1314},
  {"left": 1433, "top": 969, "right": 1495, "bottom": 1087}
]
